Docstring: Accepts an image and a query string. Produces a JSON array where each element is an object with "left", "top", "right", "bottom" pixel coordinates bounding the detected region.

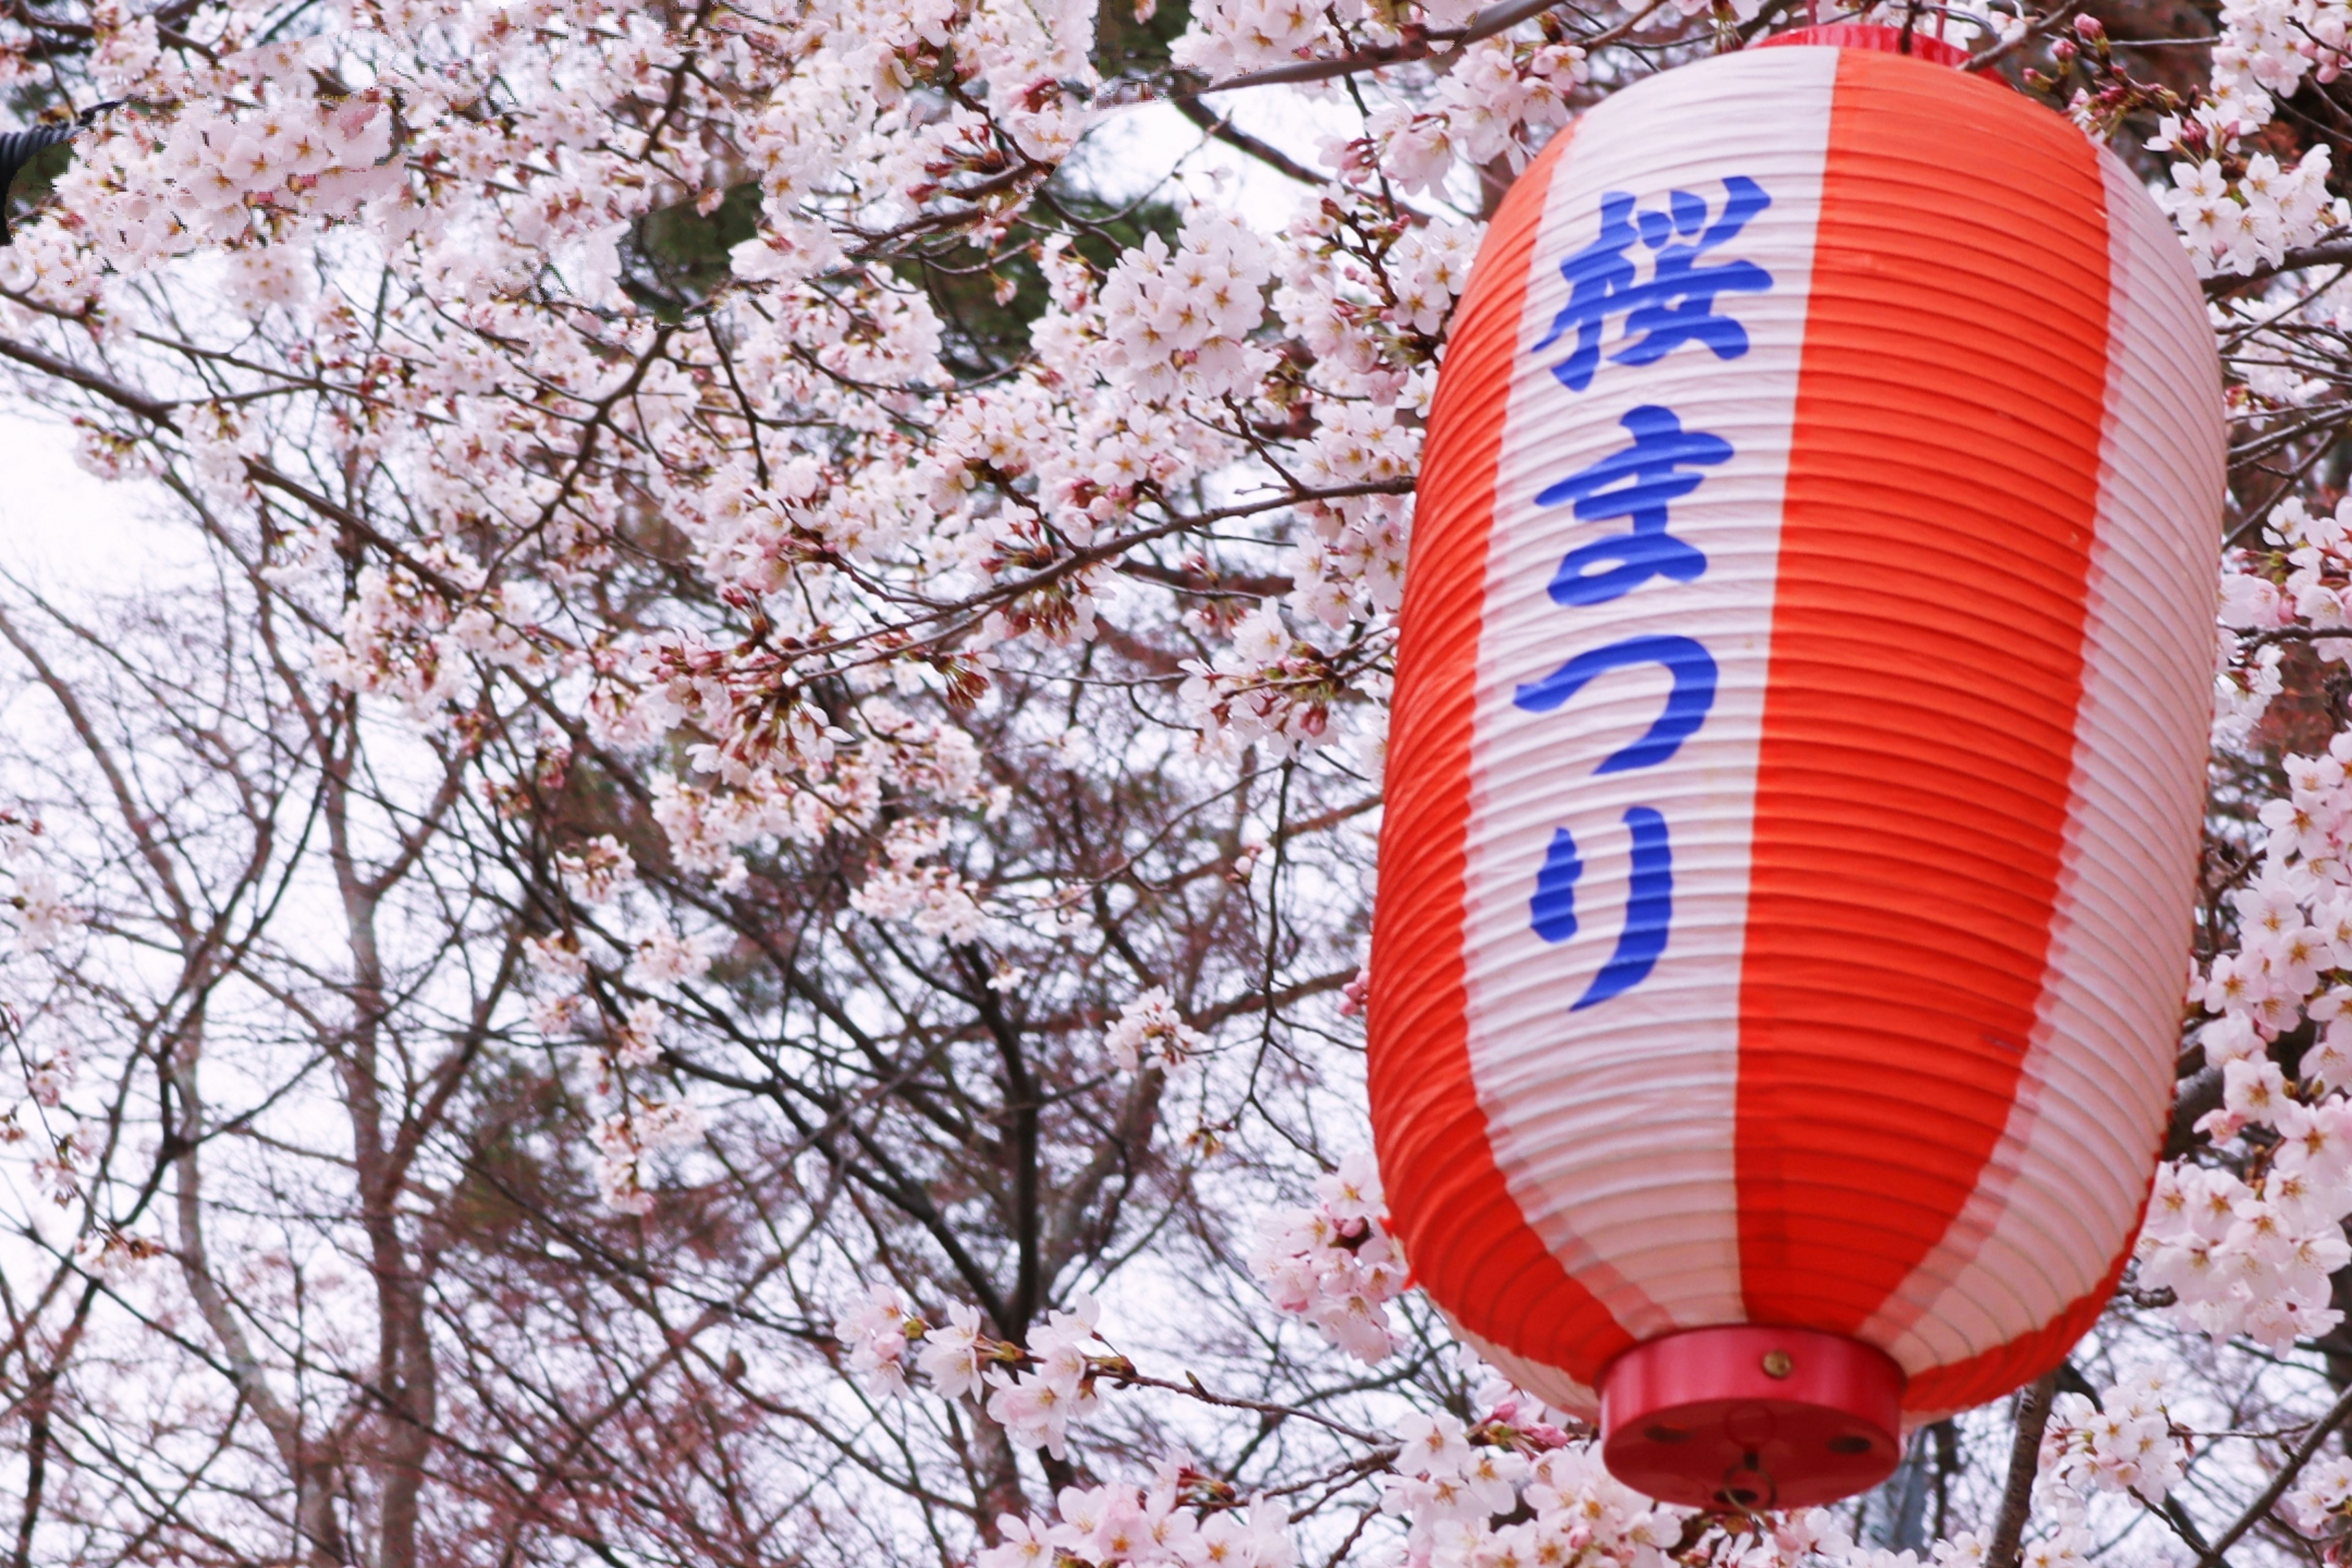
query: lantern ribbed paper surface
[{"left": 1366, "top": 33, "right": 2225, "bottom": 1506}]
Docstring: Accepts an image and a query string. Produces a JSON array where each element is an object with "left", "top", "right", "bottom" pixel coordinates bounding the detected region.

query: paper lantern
[{"left": 1366, "top": 26, "right": 2224, "bottom": 1508}]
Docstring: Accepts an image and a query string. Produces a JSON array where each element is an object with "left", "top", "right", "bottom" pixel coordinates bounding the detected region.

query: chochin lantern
[{"left": 1366, "top": 25, "right": 2225, "bottom": 1509}]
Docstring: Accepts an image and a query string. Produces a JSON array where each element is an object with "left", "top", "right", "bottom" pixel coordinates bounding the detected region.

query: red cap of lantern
[{"left": 1368, "top": 28, "right": 2223, "bottom": 1509}]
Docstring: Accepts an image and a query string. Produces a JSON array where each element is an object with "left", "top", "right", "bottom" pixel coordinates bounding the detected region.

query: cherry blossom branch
[
  {"left": 756, "top": 478, "right": 1419, "bottom": 671},
  {"left": 2240, "top": 624, "right": 2352, "bottom": 647},
  {"left": 0, "top": 334, "right": 179, "bottom": 429},
  {"left": 0, "top": 334, "right": 488, "bottom": 611},
  {"left": 2211, "top": 234, "right": 2352, "bottom": 292},
  {"left": 1315, "top": 1506, "right": 1384, "bottom": 1567},
  {"left": 1989, "top": 1371, "right": 2060, "bottom": 1567},
  {"left": 1189, "top": 0, "right": 1672, "bottom": 94},
  {"left": 1965, "top": 1, "right": 2082, "bottom": 71},
  {"left": 2197, "top": 1382, "right": 2352, "bottom": 1565},
  {"left": 1172, "top": 97, "right": 1325, "bottom": 187},
  {"left": 2230, "top": 402, "right": 2352, "bottom": 466},
  {"left": 1186, "top": 965, "right": 1359, "bottom": 1031},
  {"left": 1098, "top": 1363, "right": 1389, "bottom": 1443}
]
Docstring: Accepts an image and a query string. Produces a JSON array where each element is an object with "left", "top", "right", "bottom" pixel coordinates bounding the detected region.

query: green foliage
[
  {"left": 1094, "top": 0, "right": 1197, "bottom": 80},
  {"left": 616, "top": 1, "right": 1197, "bottom": 366},
  {"left": 621, "top": 179, "right": 762, "bottom": 320},
  {"left": 913, "top": 179, "right": 1188, "bottom": 382}
]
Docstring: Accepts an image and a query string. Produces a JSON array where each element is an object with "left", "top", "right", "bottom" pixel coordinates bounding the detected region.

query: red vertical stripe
[
  {"left": 1370, "top": 129, "right": 1634, "bottom": 1385},
  {"left": 1735, "top": 51, "right": 2111, "bottom": 1332}
]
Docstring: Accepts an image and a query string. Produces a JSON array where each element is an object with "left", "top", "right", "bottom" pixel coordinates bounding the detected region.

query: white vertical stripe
[
  {"left": 1860, "top": 148, "right": 2225, "bottom": 1386},
  {"left": 1460, "top": 48, "right": 1838, "bottom": 1343}
]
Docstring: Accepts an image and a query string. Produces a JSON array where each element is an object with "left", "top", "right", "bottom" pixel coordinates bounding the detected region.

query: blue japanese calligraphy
[
  {"left": 1530, "top": 827, "right": 1583, "bottom": 943},
  {"left": 1517, "top": 176, "right": 1770, "bottom": 1012},
  {"left": 1513, "top": 633, "right": 1719, "bottom": 774},
  {"left": 1537, "top": 405, "right": 1730, "bottom": 608},
  {"left": 1530, "top": 177, "right": 1774, "bottom": 394},
  {"left": 1526, "top": 809, "right": 1673, "bottom": 1011},
  {"left": 1574, "top": 807, "right": 1672, "bottom": 1010}
]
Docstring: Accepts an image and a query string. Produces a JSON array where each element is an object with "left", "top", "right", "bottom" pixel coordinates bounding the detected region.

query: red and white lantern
[{"left": 1366, "top": 28, "right": 2225, "bottom": 1507}]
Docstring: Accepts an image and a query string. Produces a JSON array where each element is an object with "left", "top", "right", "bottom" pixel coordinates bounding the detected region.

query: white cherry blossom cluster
[
  {"left": 535, "top": 976, "right": 718, "bottom": 1215},
  {"left": 979, "top": 1457, "right": 1295, "bottom": 1568},
  {"left": 520, "top": 913, "right": 712, "bottom": 1049},
  {"left": 557, "top": 835, "right": 637, "bottom": 907},
  {"left": 2212, "top": 635, "right": 2289, "bottom": 750},
  {"left": 11, "top": 61, "right": 399, "bottom": 311},
  {"left": 588, "top": 1095, "right": 707, "bottom": 1216},
  {"left": 0, "top": 815, "right": 82, "bottom": 1199},
  {"left": 1095, "top": 214, "right": 1278, "bottom": 403},
  {"left": 596, "top": 623, "right": 998, "bottom": 913},
  {"left": 2035, "top": 1370, "right": 2188, "bottom": 1512},
  {"left": 626, "top": 929, "right": 715, "bottom": 990},
  {"left": 2146, "top": 0, "right": 2352, "bottom": 276},
  {"left": 1970, "top": 1534, "right": 2090, "bottom": 1568},
  {"left": 832, "top": 1281, "right": 1136, "bottom": 1461},
  {"left": 2156, "top": 141, "right": 2340, "bottom": 279},
  {"left": 1378, "top": 1410, "right": 1676, "bottom": 1568},
  {"left": 1170, "top": 0, "right": 1501, "bottom": 80},
  {"left": 618, "top": 668, "right": 991, "bottom": 901},
  {"left": 0, "top": 812, "right": 78, "bottom": 959},
  {"left": 2152, "top": 700, "right": 2352, "bottom": 1345},
  {"left": 1172, "top": 0, "right": 1576, "bottom": 134},
  {"left": 2138, "top": 1110, "right": 2352, "bottom": 1349},
  {"left": 1146, "top": 196, "right": 1479, "bottom": 759},
  {"left": 2223, "top": 494, "right": 2352, "bottom": 636},
  {"left": 1763, "top": 1507, "right": 1992, "bottom": 1568},
  {"left": 2214, "top": 0, "right": 2352, "bottom": 98},
  {"left": 2285, "top": 1450, "right": 2352, "bottom": 1540},
  {"left": 1105, "top": 988, "right": 1210, "bottom": 1074},
  {"left": 1985, "top": 1523, "right": 2098, "bottom": 1561},
  {"left": 317, "top": 553, "right": 559, "bottom": 724},
  {"left": 831, "top": 1283, "right": 1003, "bottom": 1403},
  {"left": 835, "top": 1280, "right": 925, "bottom": 1399},
  {"left": 2209, "top": 497, "right": 2352, "bottom": 745},
  {"left": 502, "top": 818, "right": 738, "bottom": 1216},
  {"left": 1361, "top": 38, "right": 1583, "bottom": 198},
  {"left": 984, "top": 1294, "right": 1115, "bottom": 1459},
  {"left": 1246, "top": 1152, "right": 1408, "bottom": 1362},
  {"left": 957, "top": 0, "right": 1099, "bottom": 160},
  {"left": 1177, "top": 603, "right": 1357, "bottom": 761},
  {"left": 848, "top": 819, "right": 990, "bottom": 944}
]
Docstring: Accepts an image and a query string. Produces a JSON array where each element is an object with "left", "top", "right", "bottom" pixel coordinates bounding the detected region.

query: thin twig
[
  {"left": 2211, "top": 233, "right": 2352, "bottom": 293},
  {"left": 2197, "top": 1382, "right": 2352, "bottom": 1566},
  {"left": 1965, "top": 0, "right": 2080, "bottom": 71},
  {"left": 1184, "top": 0, "right": 1670, "bottom": 95},
  {"left": 1172, "top": 96, "right": 1325, "bottom": 186},
  {"left": 1107, "top": 1367, "right": 1385, "bottom": 1443}
]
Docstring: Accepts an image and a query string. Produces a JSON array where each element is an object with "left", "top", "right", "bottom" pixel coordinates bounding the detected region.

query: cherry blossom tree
[{"left": 0, "top": 0, "right": 2346, "bottom": 1565}]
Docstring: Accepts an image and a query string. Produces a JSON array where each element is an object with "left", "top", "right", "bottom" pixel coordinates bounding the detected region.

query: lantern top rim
[{"left": 1755, "top": 20, "right": 1977, "bottom": 67}]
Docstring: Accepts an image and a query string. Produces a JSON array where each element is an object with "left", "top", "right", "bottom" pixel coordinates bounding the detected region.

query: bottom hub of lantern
[{"left": 1598, "top": 1327, "right": 1904, "bottom": 1510}]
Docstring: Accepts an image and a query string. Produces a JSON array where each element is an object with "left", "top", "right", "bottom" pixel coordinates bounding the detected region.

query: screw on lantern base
[{"left": 1598, "top": 1327, "right": 1905, "bottom": 1510}]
